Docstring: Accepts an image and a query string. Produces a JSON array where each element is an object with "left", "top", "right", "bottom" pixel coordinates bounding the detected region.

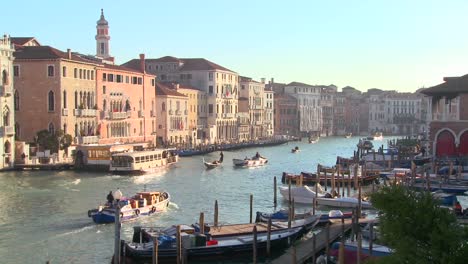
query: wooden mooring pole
[
  {"left": 250, "top": 194, "right": 253, "bottom": 224},
  {"left": 274, "top": 176, "right": 277, "bottom": 207},
  {"left": 199, "top": 212, "right": 205, "bottom": 234},
  {"left": 253, "top": 226, "right": 258, "bottom": 264},
  {"left": 214, "top": 200, "right": 219, "bottom": 227},
  {"left": 176, "top": 225, "right": 182, "bottom": 264},
  {"left": 312, "top": 233, "right": 316, "bottom": 264},
  {"left": 113, "top": 205, "right": 121, "bottom": 264},
  {"left": 267, "top": 217, "right": 272, "bottom": 257},
  {"left": 152, "top": 235, "right": 159, "bottom": 264}
]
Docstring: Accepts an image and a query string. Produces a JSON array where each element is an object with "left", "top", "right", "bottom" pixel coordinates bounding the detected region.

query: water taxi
[{"left": 109, "top": 148, "right": 178, "bottom": 174}]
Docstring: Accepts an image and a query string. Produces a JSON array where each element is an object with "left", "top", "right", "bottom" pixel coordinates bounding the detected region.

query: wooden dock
[{"left": 272, "top": 218, "right": 375, "bottom": 264}]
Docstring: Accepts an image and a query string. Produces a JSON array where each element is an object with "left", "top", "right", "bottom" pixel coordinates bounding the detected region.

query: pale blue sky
[{"left": 3, "top": 0, "right": 468, "bottom": 92}]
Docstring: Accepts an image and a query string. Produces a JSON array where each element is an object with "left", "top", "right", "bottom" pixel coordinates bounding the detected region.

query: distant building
[
  {"left": 155, "top": 82, "right": 189, "bottom": 147},
  {"left": 264, "top": 88, "right": 274, "bottom": 137},
  {"left": 123, "top": 56, "right": 239, "bottom": 143},
  {"left": 0, "top": 35, "right": 15, "bottom": 169},
  {"left": 95, "top": 9, "right": 113, "bottom": 61},
  {"left": 274, "top": 93, "right": 299, "bottom": 136},
  {"left": 421, "top": 75, "right": 468, "bottom": 157},
  {"left": 239, "top": 76, "right": 265, "bottom": 139},
  {"left": 320, "top": 85, "right": 336, "bottom": 136},
  {"left": 284, "top": 82, "right": 322, "bottom": 136},
  {"left": 333, "top": 92, "right": 346, "bottom": 135}
]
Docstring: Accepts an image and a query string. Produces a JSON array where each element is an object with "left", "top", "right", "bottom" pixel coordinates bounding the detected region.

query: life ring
[
  {"left": 135, "top": 209, "right": 140, "bottom": 216},
  {"left": 150, "top": 207, "right": 156, "bottom": 214},
  {"left": 87, "top": 210, "right": 92, "bottom": 217}
]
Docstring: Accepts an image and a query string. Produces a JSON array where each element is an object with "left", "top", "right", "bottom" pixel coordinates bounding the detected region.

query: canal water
[{"left": 0, "top": 136, "right": 464, "bottom": 263}]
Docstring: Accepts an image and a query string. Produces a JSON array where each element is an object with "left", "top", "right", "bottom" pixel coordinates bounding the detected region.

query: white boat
[
  {"left": 203, "top": 158, "right": 221, "bottom": 169},
  {"left": 110, "top": 148, "right": 178, "bottom": 174},
  {"left": 316, "top": 196, "right": 374, "bottom": 209},
  {"left": 233, "top": 157, "right": 268, "bottom": 167},
  {"left": 309, "top": 136, "right": 319, "bottom": 144},
  {"left": 344, "top": 133, "right": 352, "bottom": 138},
  {"left": 279, "top": 184, "right": 327, "bottom": 204},
  {"left": 373, "top": 132, "right": 384, "bottom": 141}
]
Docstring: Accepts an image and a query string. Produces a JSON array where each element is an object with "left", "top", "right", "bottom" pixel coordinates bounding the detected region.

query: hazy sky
[{"left": 3, "top": 0, "right": 468, "bottom": 92}]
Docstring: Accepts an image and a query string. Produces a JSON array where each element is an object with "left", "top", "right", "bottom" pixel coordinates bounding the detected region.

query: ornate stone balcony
[
  {"left": 74, "top": 109, "right": 97, "bottom": 117},
  {"left": 75, "top": 136, "right": 99, "bottom": 145},
  {"left": 0, "top": 126, "right": 14, "bottom": 136},
  {"left": 109, "top": 111, "right": 128, "bottom": 119}
]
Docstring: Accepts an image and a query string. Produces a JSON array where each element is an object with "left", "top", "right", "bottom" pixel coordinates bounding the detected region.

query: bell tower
[{"left": 95, "top": 9, "right": 111, "bottom": 59}]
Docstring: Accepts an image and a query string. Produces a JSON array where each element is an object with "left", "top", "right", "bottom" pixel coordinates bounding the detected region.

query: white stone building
[
  {"left": 264, "top": 88, "right": 274, "bottom": 137},
  {"left": 284, "top": 82, "right": 322, "bottom": 135},
  {"left": 239, "top": 76, "right": 266, "bottom": 139},
  {"left": 0, "top": 35, "right": 15, "bottom": 169}
]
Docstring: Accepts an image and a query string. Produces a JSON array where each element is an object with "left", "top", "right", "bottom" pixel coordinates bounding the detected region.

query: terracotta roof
[
  {"left": 155, "top": 82, "right": 187, "bottom": 97},
  {"left": 122, "top": 56, "right": 236, "bottom": 73},
  {"left": 146, "top": 56, "right": 181, "bottom": 63},
  {"left": 101, "top": 63, "right": 150, "bottom": 74},
  {"left": 286, "top": 81, "right": 315, "bottom": 87},
  {"left": 13, "top": 46, "right": 96, "bottom": 64},
  {"left": 421, "top": 74, "right": 468, "bottom": 95},
  {"left": 179, "top": 58, "right": 235, "bottom": 72},
  {"left": 10, "top": 37, "right": 38, "bottom": 46}
]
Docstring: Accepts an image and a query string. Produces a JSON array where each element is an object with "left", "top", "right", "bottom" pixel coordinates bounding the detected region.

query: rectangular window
[
  {"left": 103, "top": 85, "right": 106, "bottom": 94},
  {"left": 209, "top": 72, "right": 213, "bottom": 81},
  {"left": 91, "top": 71, "right": 94, "bottom": 80},
  {"left": 108, "top": 74, "right": 114, "bottom": 82},
  {"left": 209, "top": 86, "right": 213, "bottom": 94},
  {"left": 125, "top": 76, "right": 129, "bottom": 83},
  {"left": 102, "top": 73, "right": 107, "bottom": 81},
  {"left": 132, "top": 76, "right": 138, "bottom": 84},
  {"left": 62, "top": 66, "right": 67, "bottom": 77},
  {"left": 13, "top": 65, "right": 19, "bottom": 77},
  {"left": 47, "top": 65, "right": 55, "bottom": 77},
  {"left": 74, "top": 68, "right": 77, "bottom": 78},
  {"left": 116, "top": 75, "right": 122, "bottom": 83},
  {"left": 138, "top": 77, "right": 142, "bottom": 84},
  {"left": 79, "top": 69, "right": 82, "bottom": 79},
  {"left": 208, "top": 104, "right": 213, "bottom": 114}
]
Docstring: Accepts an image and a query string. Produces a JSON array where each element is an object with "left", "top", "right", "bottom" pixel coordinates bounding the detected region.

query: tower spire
[{"left": 95, "top": 9, "right": 110, "bottom": 59}]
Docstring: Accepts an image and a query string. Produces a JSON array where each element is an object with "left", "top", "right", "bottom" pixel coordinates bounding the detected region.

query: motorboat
[
  {"left": 256, "top": 209, "right": 354, "bottom": 225},
  {"left": 279, "top": 184, "right": 327, "bottom": 204},
  {"left": 329, "top": 241, "right": 392, "bottom": 259},
  {"left": 412, "top": 154, "right": 432, "bottom": 166},
  {"left": 291, "top": 146, "right": 300, "bottom": 153},
  {"left": 88, "top": 191, "right": 170, "bottom": 224},
  {"left": 344, "top": 133, "right": 352, "bottom": 138},
  {"left": 233, "top": 156, "right": 268, "bottom": 167},
  {"left": 432, "top": 190, "right": 458, "bottom": 206},
  {"left": 373, "top": 132, "right": 384, "bottom": 141},
  {"left": 203, "top": 158, "right": 221, "bottom": 169},
  {"left": 309, "top": 136, "right": 319, "bottom": 144},
  {"left": 123, "top": 222, "right": 304, "bottom": 261},
  {"left": 315, "top": 196, "right": 374, "bottom": 209}
]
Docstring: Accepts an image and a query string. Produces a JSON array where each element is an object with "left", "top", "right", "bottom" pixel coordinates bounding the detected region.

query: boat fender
[
  {"left": 151, "top": 206, "right": 156, "bottom": 213},
  {"left": 87, "top": 210, "right": 92, "bottom": 217},
  {"left": 135, "top": 209, "right": 140, "bottom": 216}
]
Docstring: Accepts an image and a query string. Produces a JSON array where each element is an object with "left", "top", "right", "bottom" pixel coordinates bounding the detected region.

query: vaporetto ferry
[{"left": 109, "top": 148, "right": 178, "bottom": 174}]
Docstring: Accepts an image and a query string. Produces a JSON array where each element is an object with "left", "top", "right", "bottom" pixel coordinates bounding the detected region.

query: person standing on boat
[
  {"left": 106, "top": 191, "right": 114, "bottom": 206},
  {"left": 255, "top": 152, "right": 260, "bottom": 159},
  {"left": 114, "top": 188, "right": 123, "bottom": 203},
  {"left": 219, "top": 151, "right": 224, "bottom": 163}
]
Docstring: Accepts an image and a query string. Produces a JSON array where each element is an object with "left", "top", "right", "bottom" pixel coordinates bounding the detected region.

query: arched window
[
  {"left": 162, "top": 102, "right": 166, "bottom": 111},
  {"left": 48, "top": 91, "right": 55, "bottom": 111},
  {"left": 103, "top": 99, "right": 107, "bottom": 111},
  {"left": 74, "top": 91, "right": 78, "bottom": 109},
  {"left": 14, "top": 91, "right": 19, "bottom": 111},
  {"left": 63, "top": 90, "right": 67, "bottom": 108},
  {"left": 48, "top": 122, "right": 55, "bottom": 135},
  {"left": 75, "top": 123, "right": 78, "bottom": 137},
  {"left": 3, "top": 107, "right": 10, "bottom": 126},
  {"left": 2, "top": 69, "right": 8, "bottom": 85}
]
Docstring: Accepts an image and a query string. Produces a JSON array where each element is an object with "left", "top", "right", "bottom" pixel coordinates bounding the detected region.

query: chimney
[
  {"left": 174, "top": 83, "right": 180, "bottom": 90},
  {"left": 139, "top": 54, "right": 146, "bottom": 73},
  {"left": 261, "top": 78, "right": 265, "bottom": 84},
  {"left": 67, "top": 49, "right": 71, "bottom": 59},
  {"left": 271, "top": 78, "right": 274, "bottom": 84}
]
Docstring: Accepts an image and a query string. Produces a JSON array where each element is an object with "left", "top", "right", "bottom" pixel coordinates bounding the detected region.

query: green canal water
[{"left": 0, "top": 136, "right": 465, "bottom": 263}]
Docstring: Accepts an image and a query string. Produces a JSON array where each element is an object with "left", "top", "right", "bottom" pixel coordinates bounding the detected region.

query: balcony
[
  {"left": 433, "top": 112, "right": 458, "bottom": 122},
  {"left": 74, "top": 109, "right": 97, "bottom": 117},
  {"left": 109, "top": 111, "right": 128, "bottom": 119},
  {"left": 223, "top": 113, "right": 234, "bottom": 119},
  {"left": 175, "top": 110, "right": 181, "bottom": 116},
  {"left": 62, "top": 108, "right": 68, "bottom": 116},
  {"left": 0, "top": 126, "right": 14, "bottom": 136},
  {"left": 138, "top": 110, "right": 144, "bottom": 118},
  {"left": 75, "top": 136, "right": 99, "bottom": 145},
  {"left": 0, "top": 85, "right": 12, "bottom": 97},
  {"left": 168, "top": 110, "right": 173, "bottom": 115},
  {"left": 255, "top": 121, "right": 263, "bottom": 125}
]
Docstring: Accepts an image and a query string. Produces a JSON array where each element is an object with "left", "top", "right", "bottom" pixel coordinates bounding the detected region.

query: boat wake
[
  {"left": 53, "top": 224, "right": 96, "bottom": 239},
  {"left": 72, "top": 179, "right": 81, "bottom": 185},
  {"left": 168, "top": 202, "right": 179, "bottom": 210}
]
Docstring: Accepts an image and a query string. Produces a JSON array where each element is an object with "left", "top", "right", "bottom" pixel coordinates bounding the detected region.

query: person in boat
[
  {"left": 254, "top": 152, "right": 260, "bottom": 159},
  {"left": 114, "top": 188, "right": 123, "bottom": 203},
  {"left": 106, "top": 191, "right": 114, "bottom": 206},
  {"left": 454, "top": 201, "right": 463, "bottom": 216},
  {"left": 219, "top": 151, "right": 224, "bottom": 163}
]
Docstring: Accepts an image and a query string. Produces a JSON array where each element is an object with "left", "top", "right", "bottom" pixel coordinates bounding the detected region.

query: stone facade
[
  {"left": 284, "top": 82, "right": 322, "bottom": 135},
  {"left": 264, "top": 88, "right": 274, "bottom": 137},
  {"left": 274, "top": 93, "right": 299, "bottom": 136},
  {"left": 0, "top": 35, "right": 15, "bottom": 169},
  {"left": 239, "top": 76, "right": 266, "bottom": 139}
]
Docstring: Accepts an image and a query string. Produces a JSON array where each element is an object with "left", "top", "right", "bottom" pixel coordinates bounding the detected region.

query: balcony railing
[
  {"left": 74, "top": 109, "right": 97, "bottom": 117},
  {"left": 175, "top": 110, "right": 181, "bottom": 116},
  {"left": 62, "top": 108, "right": 68, "bottom": 116},
  {"left": 255, "top": 121, "right": 263, "bottom": 125},
  {"left": 433, "top": 112, "right": 458, "bottom": 121},
  {"left": 0, "top": 85, "right": 12, "bottom": 97},
  {"left": 75, "top": 136, "right": 99, "bottom": 145},
  {"left": 0, "top": 126, "right": 14, "bottom": 136},
  {"left": 109, "top": 111, "right": 128, "bottom": 119}
]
